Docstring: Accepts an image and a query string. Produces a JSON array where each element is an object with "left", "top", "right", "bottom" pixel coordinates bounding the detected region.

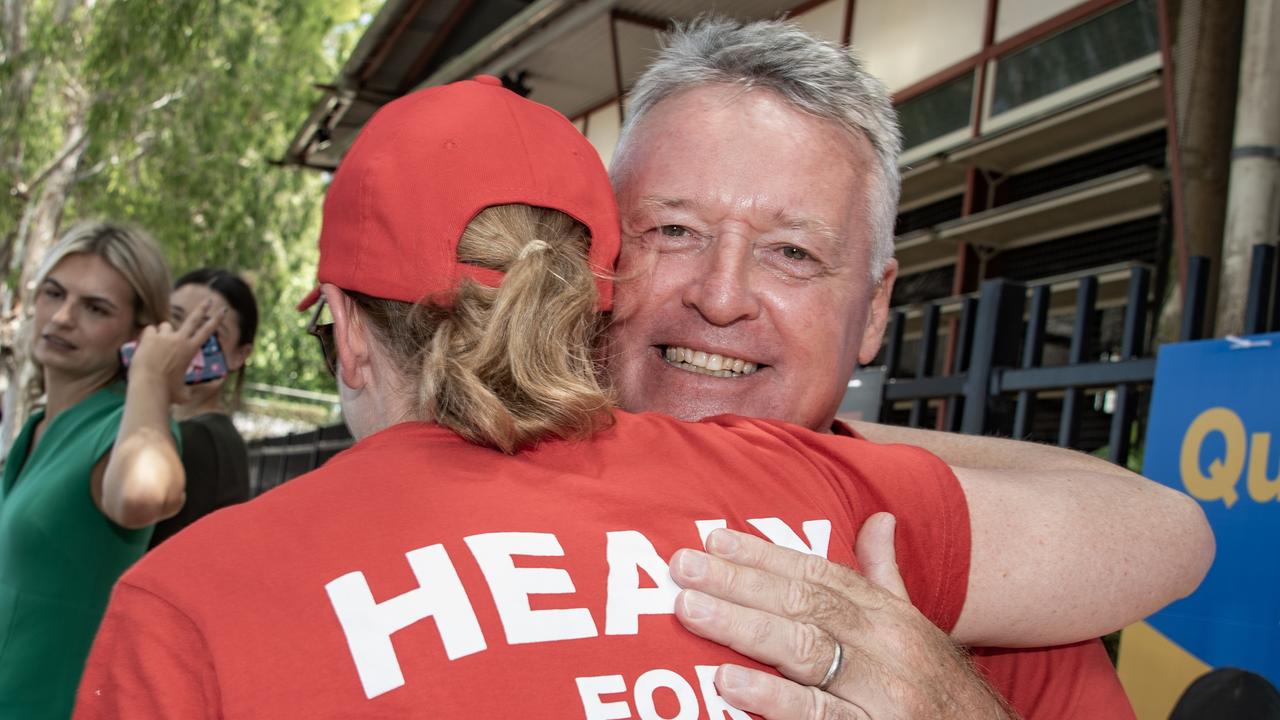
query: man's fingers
[
  {"left": 700, "top": 529, "right": 871, "bottom": 598},
  {"left": 670, "top": 547, "right": 856, "bottom": 628},
  {"left": 854, "top": 513, "right": 909, "bottom": 600},
  {"left": 713, "top": 664, "right": 871, "bottom": 720},
  {"left": 675, "top": 589, "right": 846, "bottom": 689}
]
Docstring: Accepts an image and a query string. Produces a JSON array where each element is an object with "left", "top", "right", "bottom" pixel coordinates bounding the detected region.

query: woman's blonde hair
[
  {"left": 353, "top": 204, "right": 613, "bottom": 453},
  {"left": 35, "top": 221, "right": 172, "bottom": 328}
]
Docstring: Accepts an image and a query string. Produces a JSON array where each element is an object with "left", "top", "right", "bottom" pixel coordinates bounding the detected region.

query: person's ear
[
  {"left": 321, "top": 284, "right": 372, "bottom": 390},
  {"left": 858, "top": 258, "right": 898, "bottom": 366},
  {"left": 226, "top": 342, "right": 253, "bottom": 372}
]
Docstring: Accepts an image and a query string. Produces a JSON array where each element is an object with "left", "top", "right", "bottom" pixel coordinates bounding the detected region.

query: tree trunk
[{"left": 0, "top": 88, "right": 91, "bottom": 460}]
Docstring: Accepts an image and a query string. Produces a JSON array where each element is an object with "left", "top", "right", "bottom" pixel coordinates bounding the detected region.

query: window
[
  {"left": 990, "top": 0, "right": 1158, "bottom": 117},
  {"left": 898, "top": 72, "right": 976, "bottom": 151}
]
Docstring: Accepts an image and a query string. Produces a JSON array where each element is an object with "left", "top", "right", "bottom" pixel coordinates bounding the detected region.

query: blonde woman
[
  {"left": 77, "top": 79, "right": 1206, "bottom": 719},
  {"left": 0, "top": 223, "right": 220, "bottom": 718}
]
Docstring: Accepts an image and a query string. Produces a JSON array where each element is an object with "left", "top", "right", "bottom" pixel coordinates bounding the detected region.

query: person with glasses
[{"left": 75, "top": 77, "right": 1208, "bottom": 719}]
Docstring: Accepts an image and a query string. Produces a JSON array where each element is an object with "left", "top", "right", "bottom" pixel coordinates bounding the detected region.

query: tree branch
[{"left": 9, "top": 123, "right": 89, "bottom": 200}]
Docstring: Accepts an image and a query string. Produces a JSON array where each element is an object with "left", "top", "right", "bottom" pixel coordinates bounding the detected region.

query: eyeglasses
[{"left": 306, "top": 296, "right": 337, "bottom": 377}]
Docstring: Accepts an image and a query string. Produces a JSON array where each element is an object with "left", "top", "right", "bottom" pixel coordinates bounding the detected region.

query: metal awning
[
  {"left": 899, "top": 72, "right": 1166, "bottom": 208},
  {"left": 283, "top": 0, "right": 813, "bottom": 171}
]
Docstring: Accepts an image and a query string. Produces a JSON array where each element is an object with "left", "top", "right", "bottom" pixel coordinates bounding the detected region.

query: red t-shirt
[
  {"left": 76, "top": 413, "right": 969, "bottom": 719},
  {"left": 831, "top": 420, "right": 1135, "bottom": 720}
]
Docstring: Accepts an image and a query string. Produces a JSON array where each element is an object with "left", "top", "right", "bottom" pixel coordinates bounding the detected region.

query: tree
[{"left": 1, "top": 0, "right": 370, "bottom": 456}]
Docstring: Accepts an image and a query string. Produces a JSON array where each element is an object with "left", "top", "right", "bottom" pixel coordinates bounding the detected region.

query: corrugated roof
[{"left": 283, "top": 0, "right": 810, "bottom": 170}]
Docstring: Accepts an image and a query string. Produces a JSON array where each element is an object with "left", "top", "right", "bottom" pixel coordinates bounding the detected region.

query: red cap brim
[{"left": 296, "top": 285, "right": 321, "bottom": 312}]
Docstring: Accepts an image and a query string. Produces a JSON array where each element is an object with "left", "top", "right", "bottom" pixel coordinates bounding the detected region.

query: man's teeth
[{"left": 663, "top": 346, "right": 759, "bottom": 377}]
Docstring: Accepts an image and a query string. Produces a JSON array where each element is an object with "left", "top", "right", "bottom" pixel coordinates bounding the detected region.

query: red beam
[
  {"left": 786, "top": 0, "right": 837, "bottom": 17},
  {"left": 359, "top": 0, "right": 433, "bottom": 85},
  {"left": 842, "top": 0, "right": 855, "bottom": 45},
  {"left": 1155, "top": 0, "right": 1187, "bottom": 293},
  {"left": 397, "top": 0, "right": 478, "bottom": 94}
]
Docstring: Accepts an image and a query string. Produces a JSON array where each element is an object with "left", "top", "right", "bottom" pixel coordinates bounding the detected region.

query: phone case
[{"left": 119, "top": 333, "right": 229, "bottom": 385}]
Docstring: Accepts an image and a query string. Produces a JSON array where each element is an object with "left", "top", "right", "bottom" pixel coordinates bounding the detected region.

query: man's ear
[
  {"left": 321, "top": 284, "right": 371, "bottom": 390},
  {"left": 858, "top": 258, "right": 898, "bottom": 366}
]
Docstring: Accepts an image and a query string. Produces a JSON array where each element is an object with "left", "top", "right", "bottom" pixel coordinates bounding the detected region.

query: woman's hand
[
  {"left": 128, "top": 299, "right": 224, "bottom": 405},
  {"left": 94, "top": 298, "right": 225, "bottom": 529}
]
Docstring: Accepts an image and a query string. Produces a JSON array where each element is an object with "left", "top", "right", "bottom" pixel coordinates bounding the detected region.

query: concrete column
[{"left": 1217, "top": 0, "right": 1280, "bottom": 334}]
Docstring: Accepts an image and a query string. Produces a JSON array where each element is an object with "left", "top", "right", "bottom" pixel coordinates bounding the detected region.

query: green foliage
[{"left": 3, "top": 0, "right": 377, "bottom": 393}]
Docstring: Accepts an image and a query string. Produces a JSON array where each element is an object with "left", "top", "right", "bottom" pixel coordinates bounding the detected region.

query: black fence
[{"left": 248, "top": 244, "right": 1280, "bottom": 493}]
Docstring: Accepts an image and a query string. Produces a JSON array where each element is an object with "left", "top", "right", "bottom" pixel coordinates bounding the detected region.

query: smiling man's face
[{"left": 606, "top": 85, "right": 896, "bottom": 431}]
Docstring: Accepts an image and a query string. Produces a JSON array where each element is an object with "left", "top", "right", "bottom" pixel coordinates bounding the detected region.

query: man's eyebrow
[
  {"left": 772, "top": 210, "right": 841, "bottom": 244},
  {"left": 635, "top": 196, "right": 693, "bottom": 212},
  {"left": 633, "top": 197, "right": 842, "bottom": 244}
]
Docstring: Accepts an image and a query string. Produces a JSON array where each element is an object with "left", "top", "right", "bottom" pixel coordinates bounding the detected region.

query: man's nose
[{"left": 680, "top": 237, "right": 762, "bottom": 326}]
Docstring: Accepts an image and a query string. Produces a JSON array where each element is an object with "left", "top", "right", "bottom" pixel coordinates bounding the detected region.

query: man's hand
[{"left": 668, "top": 515, "right": 1011, "bottom": 719}]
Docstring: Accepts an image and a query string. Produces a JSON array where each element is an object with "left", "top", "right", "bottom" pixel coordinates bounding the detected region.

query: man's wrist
[{"left": 944, "top": 649, "right": 1015, "bottom": 720}]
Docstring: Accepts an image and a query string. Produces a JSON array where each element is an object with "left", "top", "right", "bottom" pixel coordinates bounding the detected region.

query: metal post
[
  {"left": 1244, "top": 243, "right": 1277, "bottom": 334},
  {"left": 1108, "top": 268, "right": 1152, "bottom": 465},
  {"left": 1013, "top": 284, "right": 1050, "bottom": 439},
  {"left": 1272, "top": 245, "right": 1280, "bottom": 331},
  {"left": 1182, "top": 256, "right": 1212, "bottom": 341},
  {"left": 961, "top": 280, "right": 1025, "bottom": 435},
  {"left": 879, "top": 310, "right": 905, "bottom": 423},
  {"left": 1058, "top": 277, "right": 1098, "bottom": 448},
  {"left": 884, "top": 310, "right": 905, "bottom": 378},
  {"left": 945, "top": 297, "right": 979, "bottom": 432},
  {"left": 910, "top": 304, "right": 940, "bottom": 427}
]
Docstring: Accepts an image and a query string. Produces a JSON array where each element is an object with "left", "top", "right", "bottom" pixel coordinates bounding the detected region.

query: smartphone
[{"left": 120, "top": 333, "right": 229, "bottom": 385}]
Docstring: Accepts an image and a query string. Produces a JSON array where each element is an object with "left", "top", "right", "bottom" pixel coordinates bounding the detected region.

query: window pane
[
  {"left": 991, "top": 0, "right": 1158, "bottom": 116},
  {"left": 898, "top": 72, "right": 975, "bottom": 150}
]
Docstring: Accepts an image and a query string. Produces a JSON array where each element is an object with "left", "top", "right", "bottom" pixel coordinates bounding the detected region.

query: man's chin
[{"left": 624, "top": 382, "right": 767, "bottom": 424}]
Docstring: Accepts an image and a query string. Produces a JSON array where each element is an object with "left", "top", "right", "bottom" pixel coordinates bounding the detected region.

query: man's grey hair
[{"left": 612, "top": 16, "right": 902, "bottom": 278}]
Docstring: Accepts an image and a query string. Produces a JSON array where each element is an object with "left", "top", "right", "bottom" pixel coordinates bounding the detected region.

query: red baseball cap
[{"left": 297, "top": 75, "right": 620, "bottom": 312}]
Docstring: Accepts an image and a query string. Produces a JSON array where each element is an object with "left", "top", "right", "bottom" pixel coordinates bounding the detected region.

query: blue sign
[{"left": 1142, "top": 332, "right": 1280, "bottom": 685}]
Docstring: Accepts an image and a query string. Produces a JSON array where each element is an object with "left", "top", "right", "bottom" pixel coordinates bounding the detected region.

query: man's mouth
[{"left": 661, "top": 345, "right": 762, "bottom": 378}]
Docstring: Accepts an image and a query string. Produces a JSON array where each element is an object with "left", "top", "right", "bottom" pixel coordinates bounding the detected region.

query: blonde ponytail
[{"left": 353, "top": 204, "right": 613, "bottom": 453}]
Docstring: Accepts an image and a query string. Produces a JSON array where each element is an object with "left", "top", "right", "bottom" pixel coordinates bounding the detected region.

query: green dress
[{"left": 0, "top": 382, "right": 178, "bottom": 719}]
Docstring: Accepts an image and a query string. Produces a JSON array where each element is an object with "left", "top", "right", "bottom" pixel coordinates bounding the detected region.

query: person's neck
[
  {"left": 43, "top": 368, "right": 117, "bottom": 421},
  {"left": 175, "top": 395, "right": 225, "bottom": 421}
]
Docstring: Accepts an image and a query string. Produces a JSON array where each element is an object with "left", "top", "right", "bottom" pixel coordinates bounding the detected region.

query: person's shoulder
[
  {"left": 697, "top": 413, "right": 953, "bottom": 474},
  {"left": 607, "top": 410, "right": 865, "bottom": 464},
  {"left": 180, "top": 413, "right": 244, "bottom": 450}
]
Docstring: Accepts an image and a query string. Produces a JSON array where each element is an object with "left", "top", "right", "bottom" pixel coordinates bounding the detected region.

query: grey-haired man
[{"left": 606, "top": 17, "right": 1206, "bottom": 719}]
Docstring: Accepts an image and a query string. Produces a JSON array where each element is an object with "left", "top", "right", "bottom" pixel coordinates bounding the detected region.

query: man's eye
[
  {"left": 659, "top": 225, "right": 689, "bottom": 237},
  {"left": 780, "top": 246, "right": 810, "bottom": 261}
]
